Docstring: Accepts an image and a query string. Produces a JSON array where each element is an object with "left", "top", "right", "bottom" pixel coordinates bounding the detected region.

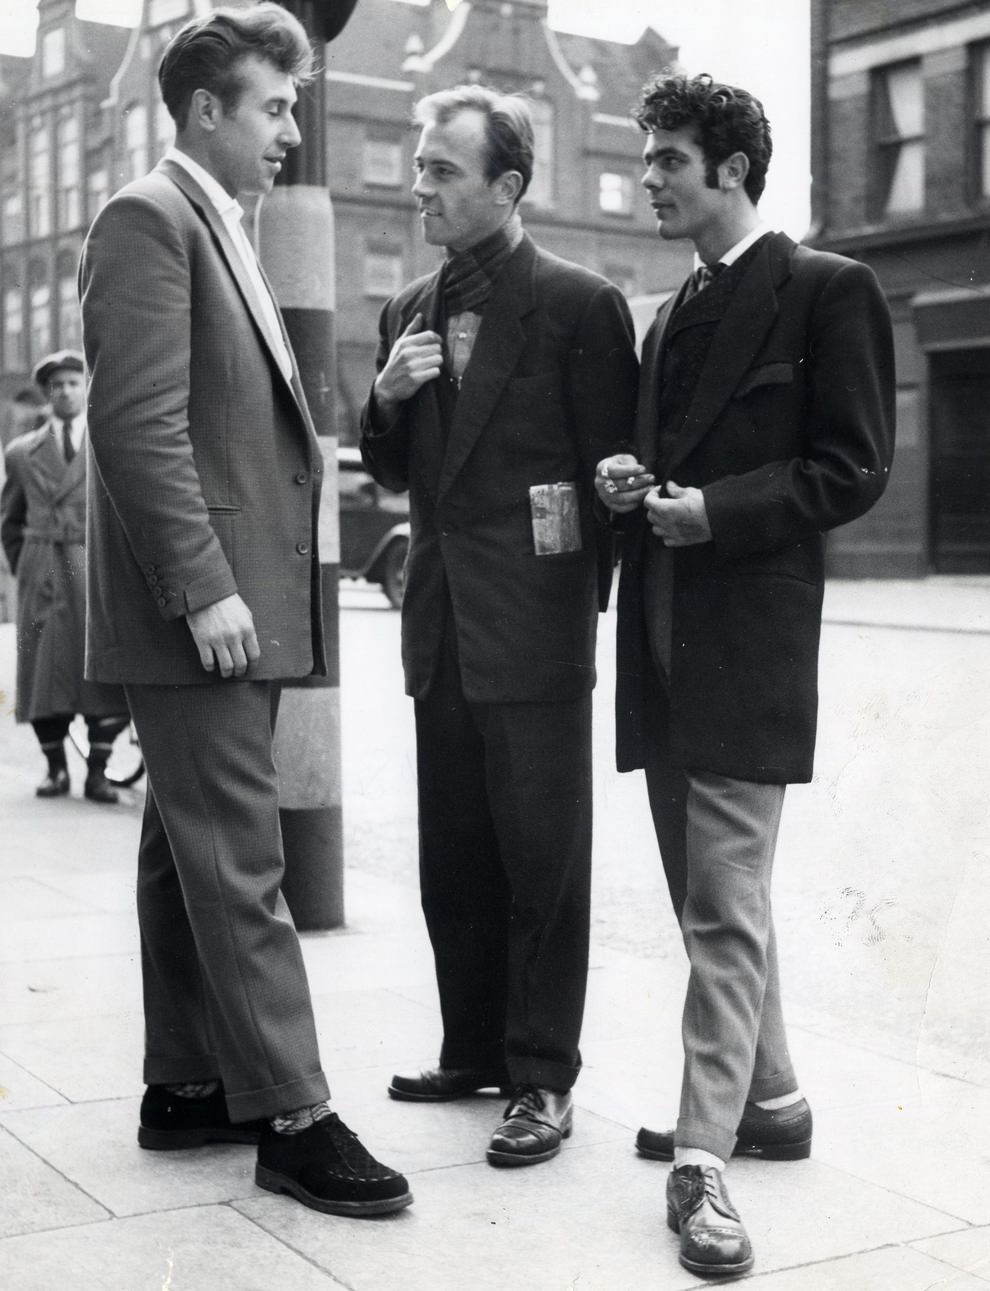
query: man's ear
[
  {"left": 189, "top": 88, "right": 221, "bottom": 134},
  {"left": 718, "top": 151, "right": 751, "bottom": 192},
  {"left": 494, "top": 170, "right": 524, "bottom": 206}
]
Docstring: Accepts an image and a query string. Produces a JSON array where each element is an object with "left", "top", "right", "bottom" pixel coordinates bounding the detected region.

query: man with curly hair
[{"left": 597, "top": 73, "right": 895, "bottom": 1276}]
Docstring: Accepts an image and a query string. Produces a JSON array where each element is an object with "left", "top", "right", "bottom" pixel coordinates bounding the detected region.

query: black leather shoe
[
  {"left": 256, "top": 1114, "right": 413, "bottom": 1216},
  {"left": 486, "top": 1085, "right": 573, "bottom": 1167},
  {"left": 638, "top": 1097, "right": 812, "bottom": 1162},
  {"left": 84, "top": 769, "right": 119, "bottom": 804},
  {"left": 666, "top": 1165, "right": 754, "bottom": 1277},
  {"left": 388, "top": 1064, "right": 510, "bottom": 1102},
  {"left": 138, "top": 1084, "right": 267, "bottom": 1150},
  {"left": 36, "top": 768, "right": 70, "bottom": 798}
]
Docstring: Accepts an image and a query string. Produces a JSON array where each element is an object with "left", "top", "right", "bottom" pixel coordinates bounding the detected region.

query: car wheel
[{"left": 380, "top": 537, "right": 408, "bottom": 609}]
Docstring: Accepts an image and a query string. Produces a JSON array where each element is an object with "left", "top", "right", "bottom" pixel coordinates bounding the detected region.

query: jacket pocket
[{"left": 733, "top": 362, "right": 793, "bottom": 399}]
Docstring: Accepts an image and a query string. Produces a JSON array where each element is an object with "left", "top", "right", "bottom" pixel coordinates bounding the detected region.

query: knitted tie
[
  {"left": 690, "top": 260, "right": 726, "bottom": 297},
  {"left": 61, "top": 419, "right": 76, "bottom": 464}
]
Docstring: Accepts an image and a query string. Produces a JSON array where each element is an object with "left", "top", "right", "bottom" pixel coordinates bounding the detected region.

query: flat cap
[{"left": 32, "top": 349, "right": 85, "bottom": 388}]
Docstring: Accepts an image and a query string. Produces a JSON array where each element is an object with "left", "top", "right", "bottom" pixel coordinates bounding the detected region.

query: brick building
[
  {"left": 0, "top": 0, "right": 686, "bottom": 440},
  {"left": 812, "top": 0, "right": 990, "bottom": 575}
]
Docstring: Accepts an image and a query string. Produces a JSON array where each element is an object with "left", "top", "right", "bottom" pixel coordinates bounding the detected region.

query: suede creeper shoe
[
  {"left": 138, "top": 1084, "right": 266, "bottom": 1150},
  {"left": 637, "top": 1097, "right": 812, "bottom": 1162},
  {"left": 388, "top": 1064, "right": 510, "bottom": 1102},
  {"left": 487, "top": 1085, "right": 573, "bottom": 1167},
  {"left": 666, "top": 1164, "right": 754, "bottom": 1278},
  {"left": 255, "top": 1114, "right": 413, "bottom": 1216}
]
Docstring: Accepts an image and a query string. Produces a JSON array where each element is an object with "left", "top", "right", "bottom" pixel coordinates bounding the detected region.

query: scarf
[{"left": 441, "top": 224, "right": 517, "bottom": 316}]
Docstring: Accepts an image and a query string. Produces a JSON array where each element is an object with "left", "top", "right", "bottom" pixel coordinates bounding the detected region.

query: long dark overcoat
[{"left": 616, "top": 232, "right": 896, "bottom": 783}]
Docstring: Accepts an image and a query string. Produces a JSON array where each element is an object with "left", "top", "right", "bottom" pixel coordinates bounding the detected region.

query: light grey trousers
[
  {"left": 125, "top": 681, "right": 330, "bottom": 1123},
  {"left": 645, "top": 754, "right": 796, "bottom": 1160}
]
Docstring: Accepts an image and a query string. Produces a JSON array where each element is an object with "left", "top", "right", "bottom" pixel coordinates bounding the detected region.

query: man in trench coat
[{"left": 1, "top": 350, "right": 128, "bottom": 802}]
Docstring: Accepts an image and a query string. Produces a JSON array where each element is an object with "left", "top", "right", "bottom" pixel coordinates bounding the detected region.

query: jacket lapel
[
  {"left": 405, "top": 270, "right": 446, "bottom": 494},
  {"left": 28, "top": 424, "right": 68, "bottom": 496},
  {"left": 436, "top": 235, "right": 537, "bottom": 500},
  {"left": 636, "top": 285, "right": 684, "bottom": 469},
  {"left": 157, "top": 160, "right": 303, "bottom": 412},
  {"left": 662, "top": 232, "right": 793, "bottom": 480}
]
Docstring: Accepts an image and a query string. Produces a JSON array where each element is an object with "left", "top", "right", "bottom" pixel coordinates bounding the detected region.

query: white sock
[
  {"left": 754, "top": 1089, "right": 803, "bottom": 1111},
  {"left": 674, "top": 1147, "right": 726, "bottom": 1171}
]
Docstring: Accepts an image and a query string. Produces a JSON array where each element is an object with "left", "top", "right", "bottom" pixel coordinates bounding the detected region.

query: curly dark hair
[
  {"left": 159, "top": 3, "right": 314, "bottom": 131},
  {"left": 634, "top": 72, "right": 772, "bottom": 204}
]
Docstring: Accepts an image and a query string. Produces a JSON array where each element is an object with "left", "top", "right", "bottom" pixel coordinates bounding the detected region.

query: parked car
[{"left": 337, "top": 446, "right": 409, "bottom": 608}]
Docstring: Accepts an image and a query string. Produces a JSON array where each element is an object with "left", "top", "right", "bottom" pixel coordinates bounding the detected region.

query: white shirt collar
[
  {"left": 165, "top": 146, "right": 244, "bottom": 224},
  {"left": 694, "top": 221, "right": 774, "bottom": 272}
]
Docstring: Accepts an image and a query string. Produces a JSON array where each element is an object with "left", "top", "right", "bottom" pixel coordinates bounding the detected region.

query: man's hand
[
  {"left": 644, "top": 480, "right": 712, "bottom": 546},
  {"left": 594, "top": 453, "right": 655, "bottom": 514},
  {"left": 373, "top": 313, "right": 443, "bottom": 413},
  {"left": 186, "top": 593, "right": 260, "bottom": 678}
]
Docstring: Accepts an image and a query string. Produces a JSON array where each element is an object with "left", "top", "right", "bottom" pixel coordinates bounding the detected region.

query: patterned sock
[
  {"left": 270, "top": 1101, "right": 333, "bottom": 1135},
  {"left": 167, "top": 1080, "right": 219, "bottom": 1098}
]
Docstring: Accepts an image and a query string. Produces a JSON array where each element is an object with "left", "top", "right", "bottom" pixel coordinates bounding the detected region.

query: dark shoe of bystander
[
  {"left": 486, "top": 1085, "right": 573, "bottom": 1167},
  {"left": 637, "top": 1097, "right": 812, "bottom": 1163},
  {"left": 388, "top": 1064, "right": 510, "bottom": 1102}
]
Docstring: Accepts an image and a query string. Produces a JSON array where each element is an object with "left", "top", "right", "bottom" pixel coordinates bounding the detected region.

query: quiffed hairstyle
[
  {"left": 158, "top": 2, "right": 314, "bottom": 130},
  {"left": 634, "top": 72, "right": 772, "bottom": 205},
  {"left": 414, "top": 85, "right": 535, "bottom": 203}
]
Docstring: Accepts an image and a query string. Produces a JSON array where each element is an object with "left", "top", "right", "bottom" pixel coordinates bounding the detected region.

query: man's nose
[
  {"left": 282, "top": 114, "right": 302, "bottom": 149},
  {"left": 412, "top": 171, "right": 431, "bottom": 198}
]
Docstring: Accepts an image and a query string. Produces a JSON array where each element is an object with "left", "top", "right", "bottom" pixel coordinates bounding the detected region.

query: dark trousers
[
  {"left": 414, "top": 643, "right": 592, "bottom": 1092},
  {"left": 124, "top": 681, "right": 329, "bottom": 1123}
]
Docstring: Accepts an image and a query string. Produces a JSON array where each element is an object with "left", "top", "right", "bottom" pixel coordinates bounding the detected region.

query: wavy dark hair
[
  {"left": 159, "top": 3, "right": 314, "bottom": 130},
  {"left": 634, "top": 72, "right": 772, "bottom": 204},
  {"left": 413, "top": 85, "right": 535, "bottom": 203}
]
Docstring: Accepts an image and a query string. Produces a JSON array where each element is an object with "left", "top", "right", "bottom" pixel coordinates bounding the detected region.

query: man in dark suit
[
  {"left": 596, "top": 73, "right": 895, "bottom": 1277},
  {"left": 1, "top": 350, "right": 129, "bottom": 803},
  {"left": 360, "top": 85, "right": 638, "bottom": 1166},
  {"left": 80, "top": 3, "right": 410, "bottom": 1217}
]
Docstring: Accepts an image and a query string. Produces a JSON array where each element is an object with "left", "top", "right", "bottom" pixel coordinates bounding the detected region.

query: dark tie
[
  {"left": 691, "top": 261, "right": 725, "bottom": 295},
  {"left": 61, "top": 419, "right": 76, "bottom": 464}
]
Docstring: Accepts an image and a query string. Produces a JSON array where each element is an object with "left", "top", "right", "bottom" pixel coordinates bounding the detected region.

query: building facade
[
  {"left": 812, "top": 0, "right": 990, "bottom": 575},
  {"left": 0, "top": 0, "right": 686, "bottom": 440}
]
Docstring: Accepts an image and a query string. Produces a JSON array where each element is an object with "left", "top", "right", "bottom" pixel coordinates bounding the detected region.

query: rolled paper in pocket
[{"left": 529, "top": 481, "right": 582, "bottom": 555}]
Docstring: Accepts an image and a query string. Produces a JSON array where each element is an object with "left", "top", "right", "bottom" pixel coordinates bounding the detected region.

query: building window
[
  {"left": 3, "top": 191, "right": 24, "bottom": 245},
  {"left": 4, "top": 286, "right": 24, "bottom": 370},
  {"left": 88, "top": 168, "right": 110, "bottom": 219},
  {"left": 599, "top": 172, "right": 635, "bottom": 216},
  {"left": 56, "top": 108, "right": 81, "bottom": 230},
  {"left": 363, "top": 137, "right": 403, "bottom": 188},
  {"left": 29, "top": 263, "right": 51, "bottom": 362},
  {"left": 525, "top": 98, "right": 555, "bottom": 208},
  {"left": 364, "top": 249, "right": 404, "bottom": 299},
  {"left": 29, "top": 116, "right": 52, "bottom": 238},
  {"left": 41, "top": 27, "right": 66, "bottom": 79},
  {"left": 57, "top": 252, "right": 80, "bottom": 349},
  {"left": 155, "top": 100, "right": 174, "bottom": 159},
  {"left": 974, "top": 43, "right": 990, "bottom": 200},
  {"left": 123, "top": 102, "right": 149, "bottom": 183},
  {"left": 873, "top": 61, "right": 924, "bottom": 218}
]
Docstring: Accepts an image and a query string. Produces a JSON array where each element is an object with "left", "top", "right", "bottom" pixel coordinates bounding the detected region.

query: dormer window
[{"left": 41, "top": 27, "right": 65, "bottom": 80}]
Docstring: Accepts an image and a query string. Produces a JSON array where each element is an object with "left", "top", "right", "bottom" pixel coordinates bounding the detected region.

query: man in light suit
[
  {"left": 597, "top": 73, "right": 895, "bottom": 1277},
  {"left": 80, "top": 3, "right": 410, "bottom": 1217},
  {"left": 360, "top": 86, "right": 638, "bottom": 1166},
  {"left": 1, "top": 350, "right": 129, "bottom": 803}
]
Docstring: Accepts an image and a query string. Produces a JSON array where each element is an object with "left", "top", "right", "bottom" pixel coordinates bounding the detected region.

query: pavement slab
[{"left": 0, "top": 1205, "right": 350, "bottom": 1291}]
